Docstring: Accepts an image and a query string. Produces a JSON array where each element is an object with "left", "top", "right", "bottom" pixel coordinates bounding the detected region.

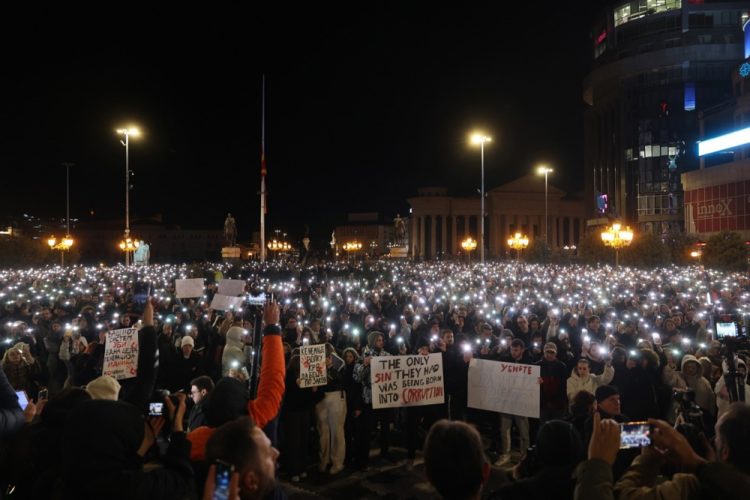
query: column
[
  {"left": 568, "top": 217, "right": 575, "bottom": 245},
  {"left": 410, "top": 216, "right": 417, "bottom": 258},
  {"left": 441, "top": 215, "right": 447, "bottom": 258},
  {"left": 489, "top": 214, "right": 498, "bottom": 257},
  {"left": 419, "top": 216, "right": 426, "bottom": 259},
  {"left": 451, "top": 215, "right": 457, "bottom": 256},
  {"left": 430, "top": 215, "right": 437, "bottom": 260}
]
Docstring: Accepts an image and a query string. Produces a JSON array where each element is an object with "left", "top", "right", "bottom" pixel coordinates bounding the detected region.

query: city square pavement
[{"left": 280, "top": 446, "right": 518, "bottom": 499}]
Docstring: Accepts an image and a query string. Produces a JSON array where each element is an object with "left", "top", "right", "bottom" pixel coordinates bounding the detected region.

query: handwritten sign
[
  {"left": 103, "top": 328, "right": 139, "bottom": 380},
  {"left": 175, "top": 279, "right": 205, "bottom": 298},
  {"left": 299, "top": 344, "right": 327, "bottom": 388},
  {"left": 467, "top": 359, "right": 540, "bottom": 418},
  {"left": 218, "top": 279, "right": 246, "bottom": 297},
  {"left": 371, "top": 354, "right": 444, "bottom": 409},
  {"left": 211, "top": 294, "right": 244, "bottom": 311}
]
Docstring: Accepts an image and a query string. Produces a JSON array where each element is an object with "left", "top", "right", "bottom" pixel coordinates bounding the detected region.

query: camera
[{"left": 673, "top": 389, "right": 704, "bottom": 430}]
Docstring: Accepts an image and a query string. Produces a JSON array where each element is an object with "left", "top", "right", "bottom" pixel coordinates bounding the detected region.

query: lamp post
[
  {"left": 461, "top": 236, "right": 477, "bottom": 264},
  {"left": 536, "top": 165, "right": 553, "bottom": 247},
  {"left": 116, "top": 127, "right": 140, "bottom": 265},
  {"left": 118, "top": 237, "right": 140, "bottom": 265},
  {"left": 343, "top": 241, "right": 363, "bottom": 262},
  {"left": 600, "top": 223, "right": 634, "bottom": 267},
  {"left": 47, "top": 236, "right": 74, "bottom": 266},
  {"left": 470, "top": 133, "right": 491, "bottom": 264},
  {"left": 507, "top": 232, "right": 529, "bottom": 262}
]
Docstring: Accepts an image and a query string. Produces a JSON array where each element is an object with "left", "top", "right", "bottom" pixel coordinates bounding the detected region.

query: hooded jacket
[
  {"left": 221, "top": 326, "right": 249, "bottom": 376},
  {"left": 662, "top": 354, "right": 715, "bottom": 416}
]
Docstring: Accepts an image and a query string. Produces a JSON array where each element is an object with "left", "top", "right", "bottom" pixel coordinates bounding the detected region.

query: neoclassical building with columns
[{"left": 407, "top": 175, "right": 585, "bottom": 259}]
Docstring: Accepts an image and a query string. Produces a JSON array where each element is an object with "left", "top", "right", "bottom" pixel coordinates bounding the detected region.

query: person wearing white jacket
[
  {"left": 222, "top": 326, "right": 252, "bottom": 377},
  {"left": 566, "top": 358, "right": 614, "bottom": 406}
]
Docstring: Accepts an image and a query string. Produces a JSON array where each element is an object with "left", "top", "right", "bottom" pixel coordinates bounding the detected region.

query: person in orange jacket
[{"left": 188, "top": 301, "right": 285, "bottom": 462}]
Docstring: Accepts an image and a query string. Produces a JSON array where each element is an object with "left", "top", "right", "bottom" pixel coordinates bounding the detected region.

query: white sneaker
[{"left": 494, "top": 454, "right": 511, "bottom": 467}]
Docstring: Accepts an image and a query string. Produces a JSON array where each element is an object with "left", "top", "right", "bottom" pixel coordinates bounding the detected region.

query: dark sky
[{"left": 0, "top": 4, "right": 599, "bottom": 244}]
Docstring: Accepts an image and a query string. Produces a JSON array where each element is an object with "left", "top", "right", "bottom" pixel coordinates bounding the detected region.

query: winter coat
[
  {"left": 221, "top": 327, "right": 250, "bottom": 376},
  {"left": 566, "top": 364, "right": 614, "bottom": 405},
  {"left": 353, "top": 346, "right": 391, "bottom": 405}
]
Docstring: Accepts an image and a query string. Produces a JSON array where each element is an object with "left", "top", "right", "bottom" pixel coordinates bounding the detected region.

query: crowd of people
[{"left": 0, "top": 260, "right": 748, "bottom": 499}]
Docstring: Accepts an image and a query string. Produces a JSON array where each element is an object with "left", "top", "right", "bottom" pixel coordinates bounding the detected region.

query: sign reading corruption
[{"left": 371, "top": 354, "right": 444, "bottom": 409}]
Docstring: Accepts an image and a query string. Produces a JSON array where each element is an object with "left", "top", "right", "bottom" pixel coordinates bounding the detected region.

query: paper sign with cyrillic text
[
  {"left": 103, "top": 328, "right": 139, "bottom": 380},
  {"left": 211, "top": 294, "right": 244, "bottom": 311},
  {"left": 371, "top": 354, "right": 444, "bottom": 409},
  {"left": 299, "top": 344, "right": 328, "bottom": 388},
  {"left": 467, "top": 359, "right": 540, "bottom": 418}
]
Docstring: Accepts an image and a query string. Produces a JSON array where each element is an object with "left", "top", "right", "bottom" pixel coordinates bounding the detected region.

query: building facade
[
  {"left": 583, "top": 1, "right": 749, "bottom": 237},
  {"left": 407, "top": 176, "right": 585, "bottom": 259}
]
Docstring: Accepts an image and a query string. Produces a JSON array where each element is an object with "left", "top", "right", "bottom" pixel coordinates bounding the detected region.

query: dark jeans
[
  {"left": 282, "top": 410, "right": 311, "bottom": 476},
  {"left": 356, "top": 405, "right": 392, "bottom": 466}
]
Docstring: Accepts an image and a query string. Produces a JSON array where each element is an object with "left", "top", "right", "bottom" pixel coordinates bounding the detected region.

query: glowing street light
[
  {"left": 600, "top": 222, "right": 634, "bottom": 267},
  {"left": 343, "top": 241, "right": 363, "bottom": 252},
  {"left": 536, "top": 165, "right": 553, "bottom": 247},
  {"left": 470, "top": 132, "right": 491, "bottom": 264},
  {"left": 507, "top": 232, "right": 529, "bottom": 261},
  {"left": 118, "top": 237, "right": 140, "bottom": 265},
  {"left": 461, "top": 236, "right": 477, "bottom": 263},
  {"left": 116, "top": 126, "right": 140, "bottom": 265},
  {"left": 47, "top": 236, "right": 74, "bottom": 266}
]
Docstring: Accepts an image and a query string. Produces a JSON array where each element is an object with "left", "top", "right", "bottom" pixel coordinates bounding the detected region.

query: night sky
[{"left": 0, "top": 4, "right": 599, "bottom": 245}]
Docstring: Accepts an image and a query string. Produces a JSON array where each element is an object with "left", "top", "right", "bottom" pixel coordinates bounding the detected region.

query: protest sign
[
  {"left": 211, "top": 294, "right": 244, "bottom": 311},
  {"left": 299, "top": 344, "right": 327, "bottom": 388},
  {"left": 218, "top": 279, "right": 246, "bottom": 297},
  {"left": 175, "top": 278, "right": 204, "bottom": 298},
  {"left": 103, "top": 328, "right": 139, "bottom": 380},
  {"left": 371, "top": 354, "right": 444, "bottom": 409},
  {"left": 467, "top": 358, "right": 540, "bottom": 418}
]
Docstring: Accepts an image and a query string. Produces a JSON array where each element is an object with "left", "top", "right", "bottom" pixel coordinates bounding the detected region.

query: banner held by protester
[
  {"left": 299, "top": 344, "right": 327, "bottom": 388},
  {"left": 102, "top": 328, "right": 139, "bottom": 380},
  {"left": 371, "top": 353, "right": 444, "bottom": 409},
  {"left": 467, "top": 358, "right": 540, "bottom": 418}
]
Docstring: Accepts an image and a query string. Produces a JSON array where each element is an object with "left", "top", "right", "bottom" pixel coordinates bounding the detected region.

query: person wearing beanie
[
  {"left": 86, "top": 375, "right": 122, "bottom": 401},
  {"left": 173, "top": 330, "right": 203, "bottom": 394},
  {"left": 538, "top": 342, "right": 569, "bottom": 423},
  {"left": 585, "top": 384, "right": 635, "bottom": 480},
  {"left": 353, "top": 331, "right": 394, "bottom": 468}
]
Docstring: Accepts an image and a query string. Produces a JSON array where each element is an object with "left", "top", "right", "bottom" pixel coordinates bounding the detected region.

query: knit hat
[
  {"left": 595, "top": 384, "right": 619, "bottom": 403},
  {"left": 367, "top": 331, "right": 384, "bottom": 347},
  {"left": 543, "top": 342, "right": 558, "bottom": 353},
  {"left": 181, "top": 336, "right": 195, "bottom": 348},
  {"left": 416, "top": 336, "right": 431, "bottom": 350},
  {"left": 86, "top": 375, "right": 122, "bottom": 401}
]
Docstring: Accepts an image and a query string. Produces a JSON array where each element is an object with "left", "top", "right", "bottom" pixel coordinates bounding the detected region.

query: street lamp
[
  {"left": 507, "top": 232, "right": 529, "bottom": 262},
  {"left": 600, "top": 223, "right": 634, "bottom": 267},
  {"left": 343, "top": 240, "right": 363, "bottom": 262},
  {"left": 47, "top": 236, "right": 74, "bottom": 266},
  {"left": 536, "top": 165, "right": 553, "bottom": 247},
  {"left": 118, "top": 237, "right": 140, "bottom": 265},
  {"left": 116, "top": 127, "right": 140, "bottom": 265},
  {"left": 470, "top": 133, "right": 491, "bottom": 264},
  {"left": 461, "top": 237, "right": 477, "bottom": 263}
]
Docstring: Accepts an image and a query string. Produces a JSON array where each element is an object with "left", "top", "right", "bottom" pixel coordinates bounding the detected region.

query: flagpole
[{"left": 260, "top": 74, "right": 267, "bottom": 263}]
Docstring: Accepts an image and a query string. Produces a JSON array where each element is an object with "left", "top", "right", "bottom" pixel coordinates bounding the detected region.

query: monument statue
[
  {"left": 393, "top": 214, "right": 406, "bottom": 246},
  {"left": 224, "top": 213, "right": 238, "bottom": 247}
]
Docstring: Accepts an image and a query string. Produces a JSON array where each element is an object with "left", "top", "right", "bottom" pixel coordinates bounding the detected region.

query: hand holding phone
[
  {"left": 619, "top": 421, "right": 652, "bottom": 449},
  {"left": 38, "top": 388, "right": 48, "bottom": 401},
  {"left": 211, "top": 460, "right": 235, "bottom": 500}
]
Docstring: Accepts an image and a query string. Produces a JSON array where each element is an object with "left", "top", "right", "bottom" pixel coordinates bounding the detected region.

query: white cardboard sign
[
  {"left": 175, "top": 279, "right": 205, "bottom": 298},
  {"left": 467, "top": 358, "right": 540, "bottom": 418},
  {"left": 371, "top": 354, "right": 444, "bottom": 409}
]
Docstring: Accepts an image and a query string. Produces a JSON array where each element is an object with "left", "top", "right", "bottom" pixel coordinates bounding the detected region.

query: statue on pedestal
[
  {"left": 224, "top": 213, "right": 238, "bottom": 247},
  {"left": 393, "top": 214, "right": 406, "bottom": 246}
]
